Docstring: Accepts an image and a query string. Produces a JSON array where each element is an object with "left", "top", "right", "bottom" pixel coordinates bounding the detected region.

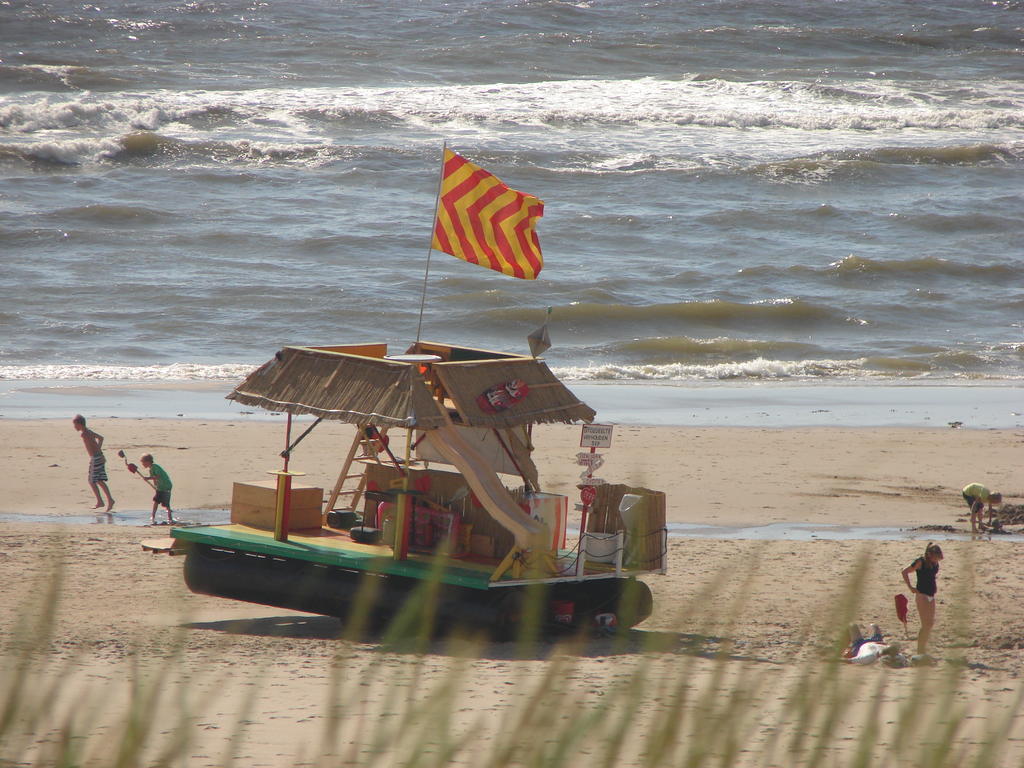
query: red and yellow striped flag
[{"left": 432, "top": 148, "right": 545, "bottom": 280}]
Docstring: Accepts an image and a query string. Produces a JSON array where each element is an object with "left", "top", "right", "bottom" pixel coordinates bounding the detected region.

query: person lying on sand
[
  {"left": 842, "top": 622, "right": 883, "bottom": 659},
  {"left": 848, "top": 641, "right": 905, "bottom": 665},
  {"left": 843, "top": 624, "right": 908, "bottom": 666}
]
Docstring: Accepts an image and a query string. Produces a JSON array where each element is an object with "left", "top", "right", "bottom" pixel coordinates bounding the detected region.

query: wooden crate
[{"left": 230, "top": 479, "right": 324, "bottom": 531}]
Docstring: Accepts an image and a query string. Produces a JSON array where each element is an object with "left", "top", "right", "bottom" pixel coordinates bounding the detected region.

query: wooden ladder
[{"left": 325, "top": 426, "right": 389, "bottom": 514}]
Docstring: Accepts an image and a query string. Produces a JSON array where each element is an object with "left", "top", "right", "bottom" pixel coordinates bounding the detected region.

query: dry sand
[{"left": 1, "top": 418, "right": 1022, "bottom": 765}]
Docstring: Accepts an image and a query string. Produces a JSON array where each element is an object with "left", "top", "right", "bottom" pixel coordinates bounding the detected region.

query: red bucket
[{"left": 551, "top": 600, "right": 574, "bottom": 625}]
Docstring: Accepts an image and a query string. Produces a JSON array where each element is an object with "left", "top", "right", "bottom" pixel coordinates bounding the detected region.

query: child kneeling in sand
[
  {"left": 140, "top": 453, "right": 175, "bottom": 524},
  {"left": 962, "top": 483, "right": 1002, "bottom": 533}
]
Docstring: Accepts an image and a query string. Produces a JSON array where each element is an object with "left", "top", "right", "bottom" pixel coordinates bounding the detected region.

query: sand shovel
[{"left": 117, "top": 449, "right": 153, "bottom": 488}]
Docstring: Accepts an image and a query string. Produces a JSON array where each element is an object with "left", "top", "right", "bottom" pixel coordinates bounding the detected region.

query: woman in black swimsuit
[{"left": 901, "top": 543, "right": 944, "bottom": 656}]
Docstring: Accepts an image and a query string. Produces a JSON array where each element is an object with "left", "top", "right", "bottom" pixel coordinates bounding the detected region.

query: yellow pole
[
  {"left": 393, "top": 428, "right": 415, "bottom": 560},
  {"left": 269, "top": 469, "right": 305, "bottom": 542}
]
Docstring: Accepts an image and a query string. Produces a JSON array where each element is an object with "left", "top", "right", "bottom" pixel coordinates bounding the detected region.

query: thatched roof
[
  {"left": 433, "top": 357, "right": 595, "bottom": 428},
  {"left": 227, "top": 346, "right": 448, "bottom": 428},
  {"left": 226, "top": 343, "right": 595, "bottom": 429}
]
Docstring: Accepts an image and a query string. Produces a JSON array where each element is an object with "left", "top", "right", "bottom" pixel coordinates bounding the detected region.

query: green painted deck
[
  {"left": 170, "top": 524, "right": 634, "bottom": 590},
  {"left": 172, "top": 528, "right": 503, "bottom": 593},
  {"left": 171, "top": 524, "right": 504, "bottom": 590}
]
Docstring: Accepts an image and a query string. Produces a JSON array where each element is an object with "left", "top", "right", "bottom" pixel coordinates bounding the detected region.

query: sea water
[{"left": 2, "top": 1, "right": 1022, "bottom": 417}]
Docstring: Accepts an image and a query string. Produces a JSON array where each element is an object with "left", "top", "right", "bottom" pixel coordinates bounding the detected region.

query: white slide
[{"left": 423, "top": 426, "right": 546, "bottom": 549}]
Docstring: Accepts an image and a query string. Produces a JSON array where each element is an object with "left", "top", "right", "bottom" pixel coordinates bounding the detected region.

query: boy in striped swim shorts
[{"left": 72, "top": 414, "right": 115, "bottom": 512}]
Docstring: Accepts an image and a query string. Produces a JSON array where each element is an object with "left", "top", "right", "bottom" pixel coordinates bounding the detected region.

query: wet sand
[{"left": 2, "top": 378, "right": 1023, "bottom": 428}]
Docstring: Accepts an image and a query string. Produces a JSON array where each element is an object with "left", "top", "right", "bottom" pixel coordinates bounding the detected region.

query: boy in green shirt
[{"left": 140, "top": 453, "right": 175, "bottom": 524}]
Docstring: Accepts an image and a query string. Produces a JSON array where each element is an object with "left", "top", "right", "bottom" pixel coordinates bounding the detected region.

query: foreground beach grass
[{"left": 3, "top": 542, "right": 1021, "bottom": 768}]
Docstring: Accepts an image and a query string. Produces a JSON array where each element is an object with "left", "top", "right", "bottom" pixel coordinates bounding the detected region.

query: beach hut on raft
[{"left": 167, "top": 340, "right": 668, "bottom": 631}]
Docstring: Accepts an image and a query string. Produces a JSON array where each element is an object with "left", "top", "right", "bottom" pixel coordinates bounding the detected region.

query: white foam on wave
[
  {"left": 3, "top": 77, "right": 1021, "bottom": 172},
  {"left": 1, "top": 358, "right": 868, "bottom": 384},
  {"left": 6, "top": 76, "right": 1022, "bottom": 139},
  {"left": 310, "top": 78, "right": 1024, "bottom": 136},
  {"left": 2, "top": 358, "right": 1018, "bottom": 386},
  {"left": 0, "top": 363, "right": 256, "bottom": 381},
  {"left": 0, "top": 95, "right": 164, "bottom": 133},
  {"left": 553, "top": 357, "right": 876, "bottom": 381},
  {"left": 18, "top": 136, "right": 124, "bottom": 165}
]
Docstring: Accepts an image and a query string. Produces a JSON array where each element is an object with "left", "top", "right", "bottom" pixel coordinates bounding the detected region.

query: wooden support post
[
  {"left": 283, "top": 413, "right": 292, "bottom": 472},
  {"left": 391, "top": 490, "right": 411, "bottom": 560},
  {"left": 269, "top": 470, "right": 305, "bottom": 542},
  {"left": 393, "top": 428, "right": 414, "bottom": 561}
]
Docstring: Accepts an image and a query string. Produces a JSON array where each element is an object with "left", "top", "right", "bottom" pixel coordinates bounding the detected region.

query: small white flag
[{"left": 527, "top": 306, "right": 552, "bottom": 358}]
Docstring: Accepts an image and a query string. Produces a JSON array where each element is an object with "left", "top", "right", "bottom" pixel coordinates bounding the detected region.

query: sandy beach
[{"left": 1, "top": 417, "right": 1022, "bottom": 766}]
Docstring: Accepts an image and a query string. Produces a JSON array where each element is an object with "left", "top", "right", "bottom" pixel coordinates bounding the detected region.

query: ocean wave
[
  {"left": 0, "top": 63, "right": 131, "bottom": 93},
  {"left": 0, "top": 95, "right": 164, "bottom": 133},
  {"left": 737, "top": 254, "right": 1019, "bottom": 282},
  {"left": 481, "top": 298, "right": 860, "bottom": 330},
  {"left": 0, "top": 358, "right": 931, "bottom": 384},
  {"left": 297, "top": 105, "right": 409, "bottom": 130},
  {"left": 0, "top": 136, "right": 124, "bottom": 167},
  {"left": 863, "top": 144, "right": 1023, "bottom": 165},
  {"left": 1, "top": 351, "right": 1019, "bottom": 385},
  {"left": 4, "top": 77, "right": 1023, "bottom": 139},
  {"left": 826, "top": 254, "right": 1019, "bottom": 278},
  {"left": 4, "top": 80, "right": 1022, "bottom": 175},
  {"left": 107, "top": 136, "right": 1024, "bottom": 176},
  {"left": 7, "top": 132, "right": 1018, "bottom": 179},
  {"left": 749, "top": 142, "right": 1023, "bottom": 183},
  {"left": 0, "top": 363, "right": 256, "bottom": 381},
  {"left": 552, "top": 355, "right": 1024, "bottom": 382},
  {"left": 859, "top": 357, "right": 935, "bottom": 374},
  {"left": 0, "top": 131, "right": 352, "bottom": 168},
  {"left": 606, "top": 336, "right": 821, "bottom": 361},
  {"left": 52, "top": 202, "right": 171, "bottom": 225},
  {"left": 0, "top": 63, "right": 79, "bottom": 92},
  {"left": 321, "top": 78, "right": 1024, "bottom": 132},
  {"left": 553, "top": 357, "right": 872, "bottom": 381}
]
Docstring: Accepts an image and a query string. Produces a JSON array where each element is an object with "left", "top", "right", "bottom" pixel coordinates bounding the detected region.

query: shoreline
[
  {"left": 3, "top": 418, "right": 1019, "bottom": 530},
  {"left": 2, "top": 378, "right": 1022, "bottom": 428}
]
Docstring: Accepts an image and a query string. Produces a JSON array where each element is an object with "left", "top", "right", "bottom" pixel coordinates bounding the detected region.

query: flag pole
[{"left": 415, "top": 141, "right": 447, "bottom": 345}]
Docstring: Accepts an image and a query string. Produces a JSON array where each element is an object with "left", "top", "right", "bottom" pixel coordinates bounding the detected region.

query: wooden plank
[
  {"left": 307, "top": 343, "right": 389, "bottom": 358},
  {"left": 141, "top": 537, "right": 187, "bottom": 555}
]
